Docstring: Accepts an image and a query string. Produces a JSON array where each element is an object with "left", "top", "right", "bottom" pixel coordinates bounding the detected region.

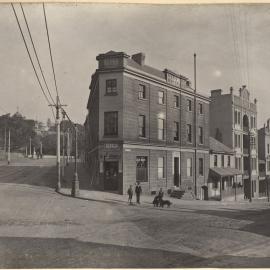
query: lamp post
[{"left": 71, "top": 124, "right": 79, "bottom": 197}]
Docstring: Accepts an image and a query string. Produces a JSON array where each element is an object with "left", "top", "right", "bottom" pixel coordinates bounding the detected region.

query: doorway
[
  {"left": 174, "top": 157, "right": 180, "bottom": 187},
  {"left": 104, "top": 161, "right": 119, "bottom": 191}
]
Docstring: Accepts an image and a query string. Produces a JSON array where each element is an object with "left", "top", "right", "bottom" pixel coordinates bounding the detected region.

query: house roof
[
  {"left": 210, "top": 167, "right": 242, "bottom": 177},
  {"left": 209, "top": 137, "right": 234, "bottom": 154}
]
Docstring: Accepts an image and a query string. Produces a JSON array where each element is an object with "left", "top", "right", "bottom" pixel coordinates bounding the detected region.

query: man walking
[
  {"left": 135, "top": 182, "right": 142, "bottom": 204},
  {"left": 127, "top": 185, "right": 133, "bottom": 205}
]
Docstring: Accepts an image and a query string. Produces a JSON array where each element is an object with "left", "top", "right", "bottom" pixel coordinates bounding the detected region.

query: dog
[
  {"left": 159, "top": 199, "right": 172, "bottom": 208},
  {"left": 152, "top": 195, "right": 160, "bottom": 207}
]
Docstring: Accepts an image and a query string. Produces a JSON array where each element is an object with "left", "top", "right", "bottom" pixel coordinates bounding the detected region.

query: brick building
[
  {"left": 210, "top": 86, "right": 259, "bottom": 199},
  {"left": 85, "top": 51, "right": 210, "bottom": 198},
  {"left": 258, "top": 119, "right": 270, "bottom": 197}
]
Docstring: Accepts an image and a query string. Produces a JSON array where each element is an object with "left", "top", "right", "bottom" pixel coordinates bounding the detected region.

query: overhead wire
[
  {"left": 42, "top": 3, "right": 60, "bottom": 101},
  {"left": 20, "top": 3, "right": 56, "bottom": 106},
  {"left": 11, "top": 3, "right": 56, "bottom": 120}
]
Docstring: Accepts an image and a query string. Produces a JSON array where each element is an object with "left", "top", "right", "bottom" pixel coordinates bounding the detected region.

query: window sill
[
  {"left": 103, "top": 135, "right": 118, "bottom": 138},
  {"left": 105, "top": 92, "right": 118, "bottom": 96},
  {"left": 139, "top": 136, "right": 148, "bottom": 139},
  {"left": 138, "top": 98, "right": 147, "bottom": 101}
]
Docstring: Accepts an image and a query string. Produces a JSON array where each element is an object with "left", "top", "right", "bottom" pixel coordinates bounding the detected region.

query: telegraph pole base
[
  {"left": 71, "top": 173, "right": 79, "bottom": 197},
  {"left": 56, "top": 183, "right": 61, "bottom": 193}
]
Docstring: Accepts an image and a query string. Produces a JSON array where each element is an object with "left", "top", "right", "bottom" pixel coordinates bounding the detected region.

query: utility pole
[
  {"left": 61, "top": 110, "right": 66, "bottom": 180},
  {"left": 40, "top": 141, "right": 43, "bottom": 158},
  {"left": 25, "top": 146, "right": 27, "bottom": 157},
  {"left": 71, "top": 124, "right": 79, "bottom": 197},
  {"left": 7, "top": 129, "right": 10, "bottom": 165},
  {"left": 29, "top": 137, "right": 32, "bottom": 158},
  {"left": 194, "top": 53, "right": 197, "bottom": 198},
  {"left": 49, "top": 96, "right": 66, "bottom": 192},
  {"left": 4, "top": 127, "right": 6, "bottom": 157},
  {"left": 66, "top": 128, "right": 70, "bottom": 166}
]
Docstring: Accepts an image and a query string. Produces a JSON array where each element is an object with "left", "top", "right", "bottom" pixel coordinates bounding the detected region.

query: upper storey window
[
  {"left": 104, "top": 111, "right": 118, "bottom": 136},
  {"left": 187, "top": 99, "right": 192, "bottom": 111},
  {"left": 138, "top": 84, "right": 146, "bottom": 99},
  {"left": 158, "top": 91, "right": 165, "bottom": 104},
  {"left": 106, "top": 79, "right": 117, "bottom": 95}
]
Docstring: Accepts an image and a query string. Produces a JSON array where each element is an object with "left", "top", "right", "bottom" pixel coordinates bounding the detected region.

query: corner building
[{"left": 85, "top": 51, "right": 210, "bottom": 198}]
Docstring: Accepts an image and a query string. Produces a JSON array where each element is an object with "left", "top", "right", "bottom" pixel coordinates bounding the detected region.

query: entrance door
[
  {"left": 104, "top": 161, "right": 119, "bottom": 191},
  {"left": 174, "top": 157, "right": 180, "bottom": 187}
]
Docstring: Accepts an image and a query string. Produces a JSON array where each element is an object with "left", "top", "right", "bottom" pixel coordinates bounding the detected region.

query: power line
[
  {"left": 20, "top": 3, "right": 56, "bottom": 106},
  {"left": 10, "top": 3, "right": 56, "bottom": 120},
  {"left": 43, "top": 3, "right": 60, "bottom": 100}
]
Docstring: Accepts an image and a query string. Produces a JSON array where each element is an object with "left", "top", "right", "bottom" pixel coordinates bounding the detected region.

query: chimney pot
[{"left": 132, "top": 53, "right": 145, "bottom": 66}]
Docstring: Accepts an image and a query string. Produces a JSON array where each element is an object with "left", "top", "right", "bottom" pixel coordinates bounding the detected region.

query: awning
[{"left": 210, "top": 167, "right": 243, "bottom": 177}]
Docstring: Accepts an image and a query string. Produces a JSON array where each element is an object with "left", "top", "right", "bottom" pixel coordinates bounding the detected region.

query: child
[{"left": 127, "top": 185, "right": 133, "bottom": 205}]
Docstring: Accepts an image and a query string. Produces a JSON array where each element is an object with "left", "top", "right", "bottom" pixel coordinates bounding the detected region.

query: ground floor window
[
  {"left": 187, "top": 158, "right": 192, "bottom": 177},
  {"left": 199, "top": 158, "right": 203, "bottom": 176},
  {"left": 136, "top": 156, "right": 148, "bottom": 182},
  {"left": 158, "top": 157, "right": 165, "bottom": 179}
]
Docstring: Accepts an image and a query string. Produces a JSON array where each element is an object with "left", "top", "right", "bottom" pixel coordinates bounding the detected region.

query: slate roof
[
  {"left": 209, "top": 137, "right": 234, "bottom": 154},
  {"left": 210, "top": 167, "right": 242, "bottom": 177}
]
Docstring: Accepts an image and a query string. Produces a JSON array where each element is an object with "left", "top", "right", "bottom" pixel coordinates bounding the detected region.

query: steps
[{"left": 170, "top": 189, "right": 195, "bottom": 200}]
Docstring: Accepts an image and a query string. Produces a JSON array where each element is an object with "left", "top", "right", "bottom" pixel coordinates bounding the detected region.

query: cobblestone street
[{"left": 0, "top": 158, "right": 270, "bottom": 268}]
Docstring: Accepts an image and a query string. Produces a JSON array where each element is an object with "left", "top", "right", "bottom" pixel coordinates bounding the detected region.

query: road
[{"left": 0, "top": 157, "right": 270, "bottom": 268}]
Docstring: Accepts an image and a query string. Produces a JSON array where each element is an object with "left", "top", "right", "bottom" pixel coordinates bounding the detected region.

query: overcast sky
[{"left": 0, "top": 3, "right": 270, "bottom": 127}]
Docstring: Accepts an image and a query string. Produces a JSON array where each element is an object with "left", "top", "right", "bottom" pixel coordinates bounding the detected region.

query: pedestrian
[
  {"left": 158, "top": 188, "right": 164, "bottom": 205},
  {"left": 127, "top": 185, "right": 133, "bottom": 205},
  {"left": 135, "top": 182, "right": 142, "bottom": 204}
]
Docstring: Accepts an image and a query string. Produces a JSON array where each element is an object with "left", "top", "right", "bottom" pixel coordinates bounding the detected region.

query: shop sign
[{"left": 104, "top": 143, "right": 120, "bottom": 149}]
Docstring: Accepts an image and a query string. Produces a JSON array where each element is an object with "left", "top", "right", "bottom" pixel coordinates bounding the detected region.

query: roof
[
  {"left": 209, "top": 137, "right": 234, "bottom": 154},
  {"left": 210, "top": 167, "right": 242, "bottom": 177},
  {"left": 126, "top": 58, "right": 165, "bottom": 79}
]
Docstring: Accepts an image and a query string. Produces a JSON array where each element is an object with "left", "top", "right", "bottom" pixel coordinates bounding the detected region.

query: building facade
[
  {"left": 258, "top": 119, "right": 270, "bottom": 197},
  {"left": 85, "top": 51, "right": 210, "bottom": 198},
  {"left": 210, "top": 86, "right": 259, "bottom": 199},
  {"left": 208, "top": 137, "right": 243, "bottom": 201}
]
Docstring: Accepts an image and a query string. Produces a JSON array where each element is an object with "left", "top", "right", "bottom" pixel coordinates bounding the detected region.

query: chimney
[
  {"left": 254, "top": 98, "right": 257, "bottom": 104},
  {"left": 230, "top": 86, "right": 234, "bottom": 94},
  {"left": 211, "top": 89, "right": 222, "bottom": 98},
  {"left": 132, "top": 53, "right": 145, "bottom": 65},
  {"left": 239, "top": 87, "right": 242, "bottom": 96}
]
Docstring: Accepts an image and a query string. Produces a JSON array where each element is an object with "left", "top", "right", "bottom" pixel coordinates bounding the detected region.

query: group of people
[
  {"left": 127, "top": 182, "right": 142, "bottom": 205},
  {"left": 127, "top": 183, "right": 164, "bottom": 206}
]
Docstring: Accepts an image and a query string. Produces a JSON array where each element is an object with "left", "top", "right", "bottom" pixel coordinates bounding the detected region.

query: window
[
  {"left": 268, "top": 144, "right": 270, "bottom": 154},
  {"left": 199, "top": 127, "right": 203, "bottom": 144},
  {"left": 199, "top": 103, "right": 203, "bottom": 114},
  {"left": 252, "top": 158, "right": 257, "bottom": 171},
  {"left": 173, "top": 121, "right": 179, "bottom": 141},
  {"left": 187, "top": 99, "right": 192, "bottom": 111},
  {"left": 174, "top": 95, "right": 179, "bottom": 108},
  {"left": 187, "top": 124, "right": 192, "bottom": 143},
  {"left": 158, "top": 157, "right": 165, "bottom": 179},
  {"left": 234, "top": 110, "right": 237, "bottom": 125},
  {"left": 136, "top": 156, "right": 148, "bottom": 182},
  {"left": 268, "top": 161, "right": 270, "bottom": 171},
  {"left": 138, "top": 84, "right": 146, "bottom": 99},
  {"left": 235, "top": 134, "right": 241, "bottom": 148},
  {"left": 104, "top": 112, "right": 118, "bottom": 136},
  {"left": 187, "top": 158, "right": 192, "bottom": 177},
  {"left": 235, "top": 157, "right": 241, "bottom": 170},
  {"left": 199, "top": 158, "right": 203, "bottom": 176},
  {"left": 238, "top": 111, "right": 241, "bottom": 125},
  {"left": 213, "top": 180, "right": 218, "bottom": 189},
  {"left": 228, "top": 156, "right": 231, "bottom": 167},
  {"left": 158, "top": 118, "right": 165, "bottom": 140},
  {"left": 214, "top": 155, "right": 218, "bottom": 167},
  {"left": 106, "top": 79, "right": 117, "bottom": 94},
  {"left": 221, "top": 155, "right": 224, "bottom": 167},
  {"left": 138, "top": 115, "right": 146, "bottom": 137},
  {"left": 158, "top": 91, "right": 165, "bottom": 104}
]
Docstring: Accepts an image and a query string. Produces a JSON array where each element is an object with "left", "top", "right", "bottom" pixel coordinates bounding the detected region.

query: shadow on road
[
  {"left": 192, "top": 207, "right": 270, "bottom": 238},
  {"left": 1, "top": 236, "right": 270, "bottom": 268}
]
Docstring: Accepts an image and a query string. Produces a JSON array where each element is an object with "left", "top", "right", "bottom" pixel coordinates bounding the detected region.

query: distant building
[
  {"left": 85, "top": 51, "right": 210, "bottom": 198},
  {"left": 210, "top": 86, "right": 259, "bottom": 199},
  {"left": 208, "top": 137, "right": 243, "bottom": 201},
  {"left": 258, "top": 119, "right": 270, "bottom": 197}
]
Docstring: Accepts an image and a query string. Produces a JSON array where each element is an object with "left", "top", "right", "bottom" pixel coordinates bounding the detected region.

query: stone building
[
  {"left": 208, "top": 137, "right": 243, "bottom": 201},
  {"left": 210, "top": 86, "right": 259, "bottom": 199},
  {"left": 84, "top": 51, "right": 210, "bottom": 198},
  {"left": 258, "top": 119, "right": 270, "bottom": 197}
]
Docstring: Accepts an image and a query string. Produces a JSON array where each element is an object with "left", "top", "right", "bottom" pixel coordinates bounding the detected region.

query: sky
[{"left": 0, "top": 3, "right": 270, "bottom": 127}]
